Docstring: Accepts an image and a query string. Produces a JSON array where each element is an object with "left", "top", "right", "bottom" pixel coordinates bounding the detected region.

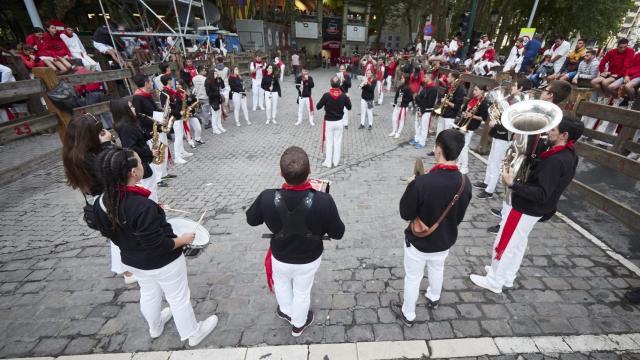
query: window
[{"left": 388, "top": 35, "right": 393, "bottom": 41}]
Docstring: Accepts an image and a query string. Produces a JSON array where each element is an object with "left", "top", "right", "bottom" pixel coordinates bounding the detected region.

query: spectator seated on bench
[{"left": 61, "top": 26, "right": 101, "bottom": 71}]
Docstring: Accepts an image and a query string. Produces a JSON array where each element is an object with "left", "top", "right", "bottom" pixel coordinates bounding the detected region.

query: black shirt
[
  {"left": 95, "top": 191, "right": 181, "bottom": 270},
  {"left": 131, "top": 94, "right": 159, "bottom": 136},
  {"left": 511, "top": 147, "right": 578, "bottom": 218},
  {"left": 361, "top": 82, "right": 375, "bottom": 101},
  {"left": 400, "top": 169, "right": 472, "bottom": 253},
  {"left": 456, "top": 98, "right": 488, "bottom": 131},
  {"left": 339, "top": 74, "right": 351, "bottom": 94},
  {"left": 116, "top": 121, "right": 153, "bottom": 179},
  {"left": 394, "top": 87, "right": 414, "bottom": 108},
  {"left": 316, "top": 90, "right": 352, "bottom": 121},
  {"left": 246, "top": 189, "right": 345, "bottom": 264},
  {"left": 92, "top": 25, "right": 124, "bottom": 50},
  {"left": 415, "top": 85, "right": 438, "bottom": 113},
  {"left": 295, "top": 75, "right": 314, "bottom": 98},
  {"left": 205, "top": 78, "right": 225, "bottom": 110},
  {"left": 489, "top": 122, "right": 509, "bottom": 141},
  {"left": 261, "top": 74, "right": 282, "bottom": 96},
  {"left": 442, "top": 86, "right": 466, "bottom": 119},
  {"left": 229, "top": 76, "right": 245, "bottom": 95}
]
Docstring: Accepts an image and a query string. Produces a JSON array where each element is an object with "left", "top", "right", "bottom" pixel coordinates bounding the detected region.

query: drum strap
[{"left": 273, "top": 190, "right": 320, "bottom": 242}]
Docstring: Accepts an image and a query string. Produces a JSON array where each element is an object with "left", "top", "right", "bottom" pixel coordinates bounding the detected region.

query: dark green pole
[{"left": 462, "top": 0, "right": 479, "bottom": 60}]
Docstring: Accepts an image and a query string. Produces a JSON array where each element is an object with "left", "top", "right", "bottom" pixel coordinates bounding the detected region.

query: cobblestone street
[{"left": 1, "top": 69, "right": 639, "bottom": 358}]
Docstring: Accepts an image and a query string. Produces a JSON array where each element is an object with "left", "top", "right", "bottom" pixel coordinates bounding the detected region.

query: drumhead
[{"left": 167, "top": 218, "right": 210, "bottom": 246}]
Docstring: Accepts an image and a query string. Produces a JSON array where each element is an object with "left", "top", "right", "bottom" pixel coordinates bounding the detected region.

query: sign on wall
[
  {"left": 295, "top": 22, "right": 319, "bottom": 39},
  {"left": 346, "top": 25, "right": 366, "bottom": 42}
]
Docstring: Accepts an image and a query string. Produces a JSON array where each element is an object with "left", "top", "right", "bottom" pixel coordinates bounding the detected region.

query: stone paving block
[
  {"left": 532, "top": 336, "right": 572, "bottom": 353},
  {"left": 31, "top": 337, "right": 70, "bottom": 356},
  {"left": 309, "top": 343, "right": 357, "bottom": 360},
  {"left": 354, "top": 308, "right": 378, "bottom": 324},
  {"left": 428, "top": 321, "right": 454, "bottom": 339},
  {"left": 132, "top": 352, "right": 171, "bottom": 360},
  {"left": 494, "top": 337, "right": 538, "bottom": 354},
  {"left": 245, "top": 345, "right": 308, "bottom": 360},
  {"left": 429, "top": 337, "right": 500, "bottom": 358},
  {"left": 169, "top": 348, "right": 246, "bottom": 360},
  {"left": 356, "top": 340, "right": 429, "bottom": 360},
  {"left": 346, "top": 325, "right": 374, "bottom": 342},
  {"left": 323, "top": 325, "right": 346, "bottom": 343},
  {"left": 58, "top": 354, "right": 132, "bottom": 359},
  {"left": 372, "top": 323, "right": 403, "bottom": 341},
  {"left": 331, "top": 294, "right": 356, "bottom": 309},
  {"left": 480, "top": 320, "right": 514, "bottom": 337},
  {"left": 451, "top": 320, "right": 482, "bottom": 338}
]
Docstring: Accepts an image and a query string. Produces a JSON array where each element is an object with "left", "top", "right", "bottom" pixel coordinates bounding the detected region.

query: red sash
[{"left": 494, "top": 208, "right": 523, "bottom": 260}]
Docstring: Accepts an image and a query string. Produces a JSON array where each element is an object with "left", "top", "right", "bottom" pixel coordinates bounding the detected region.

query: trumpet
[
  {"left": 455, "top": 96, "right": 483, "bottom": 132},
  {"left": 434, "top": 78, "right": 461, "bottom": 116}
]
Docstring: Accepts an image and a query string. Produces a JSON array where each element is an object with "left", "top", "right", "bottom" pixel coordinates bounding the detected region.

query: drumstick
[
  {"left": 193, "top": 210, "right": 207, "bottom": 233},
  {"left": 164, "top": 206, "right": 192, "bottom": 214}
]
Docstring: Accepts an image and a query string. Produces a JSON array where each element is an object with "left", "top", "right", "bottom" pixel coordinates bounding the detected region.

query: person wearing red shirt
[
  {"left": 17, "top": 44, "right": 46, "bottom": 70},
  {"left": 621, "top": 51, "right": 640, "bottom": 100},
  {"left": 375, "top": 58, "right": 386, "bottom": 105},
  {"left": 591, "top": 38, "right": 635, "bottom": 99},
  {"left": 386, "top": 57, "right": 397, "bottom": 92},
  {"left": 25, "top": 27, "right": 67, "bottom": 72},
  {"left": 42, "top": 23, "right": 74, "bottom": 73},
  {"left": 474, "top": 44, "right": 498, "bottom": 76}
]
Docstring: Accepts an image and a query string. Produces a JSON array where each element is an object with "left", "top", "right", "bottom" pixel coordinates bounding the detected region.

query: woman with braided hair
[
  {"left": 94, "top": 147, "right": 219, "bottom": 346},
  {"left": 61, "top": 114, "right": 138, "bottom": 284}
]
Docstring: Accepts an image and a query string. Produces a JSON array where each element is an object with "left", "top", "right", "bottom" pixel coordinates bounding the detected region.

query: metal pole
[
  {"left": 97, "top": 0, "right": 132, "bottom": 95},
  {"left": 200, "top": 0, "right": 211, "bottom": 56},
  {"left": 172, "top": 0, "right": 188, "bottom": 55},
  {"left": 462, "top": 0, "right": 479, "bottom": 60},
  {"left": 138, "top": 0, "right": 179, "bottom": 34},
  {"left": 526, "top": 0, "right": 540, "bottom": 28},
  {"left": 182, "top": 0, "right": 194, "bottom": 50},
  {"left": 23, "top": 0, "right": 43, "bottom": 28}
]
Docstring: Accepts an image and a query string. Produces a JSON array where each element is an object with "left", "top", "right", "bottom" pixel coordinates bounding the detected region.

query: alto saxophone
[
  {"left": 456, "top": 96, "right": 483, "bottom": 132},
  {"left": 152, "top": 121, "right": 166, "bottom": 165},
  {"left": 434, "top": 78, "right": 460, "bottom": 116}
]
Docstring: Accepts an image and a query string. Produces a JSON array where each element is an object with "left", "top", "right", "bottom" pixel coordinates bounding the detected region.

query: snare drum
[
  {"left": 167, "top": 217, "right": 210, "bottom": 257},
  {"left": 309, "top": 178, "right": 330, "bottom": 193}
]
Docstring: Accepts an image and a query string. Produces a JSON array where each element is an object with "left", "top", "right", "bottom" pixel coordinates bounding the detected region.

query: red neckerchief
[
  {"left": 424, "top": 81, "right": 436, "bottom": 90},
  {"left": 118, "top": 185, "right": 152, "bottom": 198},
  {"left": 466, "top": 96, "right": 481, "bottom": 111},
  {"left": 329, "top": 88, "right": 343, "bottom": 100},
  {"left": 516, "top": 43, "right": 524, "bottom": 49},
  {"left": 163, "top": 86, "right": 177, "bottom": 99},
  {"left": 134, "top": 88, "right": 153, "bottom": 99},
  {"left": 540, "top": 140, "right": 575, "bottom": 160},
  {"left": 176, "top": 89, "right": 186, "bottom": 101},
  {"left": 429, "top": 163, "right": 459, "bottom": 173},
  {"left": 281, "top": 180, "right": 313, "bottom": 191}
]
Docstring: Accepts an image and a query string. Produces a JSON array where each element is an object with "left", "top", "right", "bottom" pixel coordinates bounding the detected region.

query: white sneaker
[
  {"left": 220, "top": 127, "right": 227, "bottom": 133},
  {"left": 388, "top": 132, "right": 396, "bottom": 137},
  {"left": 322, "top": 162, "right": 332, "bottom": 168},
  {"left": 174, "top": 158, "right": 187, "bottom": 164},
  {"left": 252, "top": 107, "right": 257, "bottom": 111},
  {"left": 246, "top": 121, "right": 252, "bottom": 125},
  {"left": 259, "top": 106, "right": 265, "bottom": 111},
  {"left": 150, "top": 308, "right": 173, "bottom": 338},
  {"left": 123, "top": 273, "right": 137, "bottom": 284},
  {"left": 236, "top": 122, "right": 241, "bottom": 127},
  {"left": 188, "top": 315, "right": 218, "bottom": 347},
  {"left": 484, "top": 266, "right": 513, "bottom": 288},
  {"left": 188, "top": 141, "right": 196, "bottom": 149},
  {"left": 295, "top": 121, "right": 301, "bottom": 126},
  {"left": 183, "top": 152, "right": 194, "bottom": 157},
  {"left": 394, "top": 133, "right": 400, "bottom": 139},
  {"left": 212, "top": 129, "right": 221, "bottom": 135},
  {"left": 266, "top": 119, "right": 270, "bottom": 124},
  {"left": 310, "top": 121, "right": 315, "bottom": 126},
  {"left": 470, "top": 274, "right": 502, "bottom": 294},
  {"left": 272, "top": 119, "right": 277, "bottom": 124}
]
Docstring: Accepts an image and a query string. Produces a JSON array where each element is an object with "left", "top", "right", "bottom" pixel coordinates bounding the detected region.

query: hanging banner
[
  {"left": 295, "top": 21, "right": 318, "bottom": 39},
  {"left": 346, "top": 25, "right": 366, "bottom": 42},
  {"left": 519, "top": 28, "right": 536, "bottom": 43}
]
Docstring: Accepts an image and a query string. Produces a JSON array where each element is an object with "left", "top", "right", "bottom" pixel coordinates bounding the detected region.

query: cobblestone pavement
[{"left": 1, "top": 70, "right": 639, "bottom": 358}]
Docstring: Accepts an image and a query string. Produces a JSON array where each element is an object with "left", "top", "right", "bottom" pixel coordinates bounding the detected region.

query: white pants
[
  {"left": 210, "top": 108, "right": 224, "bottom": 133},
  {"left": 436, "top": 117, "right": 456, "bottom": 137},
  {"left": 199, "top": 101, "right": 212, "bottom": 128},
  {"left": 457, "top": 131, "right": 475, "bottom": 174},
  {"left": 265, "top": 91, "right": 279, "bottom": 121},
  {"left": 297, "top": 97, "right": 314, "bottom": 124},
  {"left": 252, "top": 79, "right": 265, "bottom": 109},
  {"left": 323, "top": 120, "right": 344, "bottom": 167},
  {"left": 124, "top": 255, "right": 199, "bottom": 340},
  {"left": 188, "top": 117, "right": 202, "bottom": 142},
  {"left": 474, "top": 61, "right": 496, "bottom": 76},
  {"left": 0, "top": 64, "right": 15, "bottom": 83},
  {"left": 391, "top": 106, "right": 408, "bottom": 135},
  {"left": 110, "top": 242, "right": 124, "bottom": 274},
  {"left": 484, "top": 138, "right": 511, "bottom": 194},
  {"left": 360, "top": 99, "right": 373, "bottom": 126},
  {"left": 172, "top": 120, "right": 188, "bottom": 161},
  {"left": 272, "top": 255, "right": 322, "bottom": 328},
  {"left": 413, "top": 112, "right": 431, "bottom": 146},
  {"left": 385, "top": 75, "right": 392, "bottom": 91},
  {"left": 232, "top": 93, "right": 250, "bottom": 125},
  {"left": 71, "top": 51, "right": 100, "bottom": 71},
  {"left": 402, "top": 244, "right": 449, "bottom": 321},
  {"left": 342, "top": 106, "right": 349, "bottom": 127},
  {"left": 376, "top": 80, "right": 384, "bottom": 104},
  {"left": 485, "top": 203, "right": 541, "bottom": 288}
]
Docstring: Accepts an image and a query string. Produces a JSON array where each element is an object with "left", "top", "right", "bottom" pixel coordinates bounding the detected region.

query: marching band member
[
  {"left": 275, "top": 57, "right": 286, "bottom": 83},
  {"left": 389, "top": 77, "right": 414, "bottom": 139},
  {"left": 359, "top": 69, "right": 375, "bottom": 130},
  {"left": 375, "top": 58, "right": 386, "bottom": 105},
  {"left": 474, "top": 79, "right": 532, "bottom": 200},
  {"left": 456, "top": 85, "right": 488, "bottom": 174},
  {"left": 250, "top": 54, "right": 266, "bottom": 111},
  {"left": 246, "top": 146, "right": 345, "bottom": 336},
  {"left": 470, "top": 116, "right": 583, "bottom": 293},
  {"left": 184, "top": 94, "right": 204, "bottom": 146},
  {"left": 160, "top": 75, "right": 193, "bottom": 164},
  {"left": 411, "top": 73, "right": 438, "bottom": 149},
  {"left": 392, "top": 129, "right": 472, "bottom": 326},
  {"left": 337, "top": 65, "right": 351, "bottom": 129},
  {"left": 434, "top": 71, "right": 464, "bottom": 141},
  {"left": 229, "top": 66, "right": 251, "bottom": 126},
  {"left": 214, "top": 57, "right": 231, "bottom": 113},
  {"left": 205, "top": 69, "right": 226, "bottom": 135},
  {"left": 316, "top": 76, "right": 352, "bottom": 168},
  {"left": 94, "top": 147, "right": 219, "bottom": 346},
  {"left": 262, "top": 64, "right": 282, "bottom": 125},
  {"left": 295, "top": 69, "right": 315, "bottom": 126},
  {"left": 386, "top": 57, "right": 397, "bottom": 92},
  {"left": 191, "top": 66, "right": 211, "bottom": 129}
]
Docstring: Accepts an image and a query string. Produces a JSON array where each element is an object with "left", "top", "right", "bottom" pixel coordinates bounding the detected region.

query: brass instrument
[
  {"left": 455, "top": 96, "right": 484, "bottom": 132},
  {"left": 434, "top": 78, "right": 461, "bottom": 116},
  {"left": 500, "top": 100, "right": 563, "bottom": 204},
  {"left": 183, "top": 99, "right": 200, "bottom": 119},
  {"left": 152, "top": 121, "right": 166, "bottom": 165}
]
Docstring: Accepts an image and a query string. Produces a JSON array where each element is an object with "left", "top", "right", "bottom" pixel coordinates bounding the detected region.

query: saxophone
[
  {"left": 152, "top": 121, "right": 166, "bottom": 165},
  {"left": 183, "top": 100, "right": 200, "bottom": 119},
  {"left": 434, "top": 78, "right": 460, "bottom": 115},
  {"left": 455, "top": 96, "right": 483, "bottom": 132}
]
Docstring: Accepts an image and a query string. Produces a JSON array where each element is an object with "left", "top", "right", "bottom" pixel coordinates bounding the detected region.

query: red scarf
[
  {"left": 163, "top": 86, "right": 177, "bottom": 100},
  {"left": 118, "top": 185, "right": 152, "bottom": 198},
  {"left": 264, "top": 180, "right": 314, "bottom": 292},
  {"left": 466, "top": 96, "right": 481, "bottom": 111},
  {"left": 134, "top": 88, "right": 153, "bottom": 99},
  {"left": 540, "top": 140, "right": 574, "bottom": 160},
  {"left": 429, "top": 163, "right": 459, "bottom": 173},
  {"left": 251, "top": 60, "right": 263, "bottom": 79}
]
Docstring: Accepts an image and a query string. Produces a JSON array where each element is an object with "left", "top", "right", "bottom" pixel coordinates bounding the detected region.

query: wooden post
[{"left": 32, "top": 67, "right": 70, "bottom": 143}]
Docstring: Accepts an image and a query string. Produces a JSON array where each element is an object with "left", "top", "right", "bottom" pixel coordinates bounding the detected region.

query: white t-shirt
[
  {"left": 551, "top": 40, "right": 570, "bottom": 73},
  {"left": 60, "top": 33, "right": 87, "bottom": 56},
  {"left": 448, "top": 40, "right": 459, "bottom": 54},
  {"left": 291, "top": 54, "right": 300, "bottom": 66}
]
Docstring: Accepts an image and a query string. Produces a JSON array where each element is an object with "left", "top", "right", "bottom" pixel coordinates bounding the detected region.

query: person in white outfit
[
  {"left": 434, "top": 71, "right": 465, "bottom": 146},
  {"left": 160, "top": 80, "right": 193, "bottom": 164},
  {"left": 214, "top": 57, "right": 230, "bottom": 113},
  {"left": 183, "top": 95, "right": 204, "bottom": 146},
  {"left": 316, "top": 77, "right": 352, "bottom": 168},
  {"left": 296, "top": 69, "right": 315, "bottom": 126},
  {"left": 358, "top": 70, "right": 375, "bottom": 129},
  {"left": 375, "top": 59, "right": 386, "bottom": 105},
  {"left": 389, "top": 79, "right": 413, "bottom": 139},
  {"left": 246, "top": 146, "right": 345, "bottom": 337},
  {"left": 61, "top": 26, "right": 100, "bottom": 70},
  {"left": 191, "top": 66, "right": 211, "bottom": 129},
  {"left": 503, "top": 38, "right": 524, "bottom": 73},
  {"left": 411, "top": 73, "right": 438, "bottom": 149},
  {"left": 275, "top": 57, "right": 286, "bottom": 83},
  {"left": 455, "top": 85, "right": 488, "bottom": 174},
  {"left": 337, "top": 65, "right": 351, "bottom": 129},
  {"left": 205, "top": 69, "right": 226, "bottom": 134},
  {"left": 261, "top": 65, "right": 281, "bottom": 124},
  {"left": 228, "top": 66, "right": 251, "bottom": 126},
  {"left": 250, "top": 55, "right": 266, "bottom": 111},
  {"left": 94, "top": 147, "right": 218, "bottom": 346},
  {"left": 392, "top": 129, "right": 472, "bottom": 327}
]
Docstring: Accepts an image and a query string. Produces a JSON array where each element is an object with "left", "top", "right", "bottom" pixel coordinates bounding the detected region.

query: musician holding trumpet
[
  {"left": 295, "top": 69, "right": 315, "bottom": 126},
  {"left": 456, "top": 85, "right": 489, "bottom": 174}
]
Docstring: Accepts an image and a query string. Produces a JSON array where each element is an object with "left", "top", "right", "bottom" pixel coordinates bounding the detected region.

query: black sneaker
[
  {"left": 625, "top": 288, "right": 640, "bottom": 303},
  {"left": 291, "top": 311, "right": 314, "bottom": 337},
  {"left": 390, "top": 301, "right": 414, "bottom": 327},
  {"left": 344, "top": 125, "right": 348, "bottom": 130},
  {"left": 157, "top": 181, "right": 169, "bottom": 188},
  {"left": 358, "top": 124, "right": 365, "bottom": 129},
  {"left": 620, "top": 98, "right": 629, "bottom": 107},
  {"left": 162, "top": 174, "right": 177, "bottom": 179},
  {"left": 276, "top": 306, "right": 291, "bottom": 323},
  {"left": 476, "top": 190, "right": 494, "bottom": 199},
  {"left": 490, "top": 208, "right": 501, "bottom": 218},
  {"left": 472, "top": 182, "right": 488, "bottom": 189},
  {"left": 487, "top": 225, "right": 500, "bottom": 235},
  {"left": 368, "top": 125, "right": 372, "bottom": 130},
  {"left": 196, "top": 140, "right": 206, "bottom": 145},
  {"left": 426, "top": 298, "right": 439, "bottom": 309},
  {"left": 427, "top": 151, "right": 435, "bottom": 156}
]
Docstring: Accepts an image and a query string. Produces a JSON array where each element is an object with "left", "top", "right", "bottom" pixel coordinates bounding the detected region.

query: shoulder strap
[{"left": 426, "top": 174, "right": 466, "bottom": 235}]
